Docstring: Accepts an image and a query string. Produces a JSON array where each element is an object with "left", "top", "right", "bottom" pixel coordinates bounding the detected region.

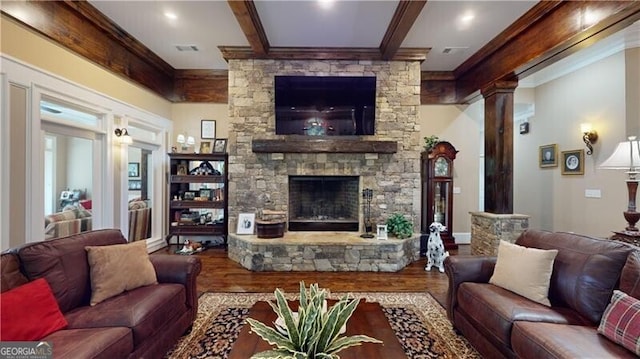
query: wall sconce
[
  {"left": 114, "top": 128, "right": 132, "bottom": 144},
  {"left": 581, "top": 123, "right": 598, "bottom": 155}
]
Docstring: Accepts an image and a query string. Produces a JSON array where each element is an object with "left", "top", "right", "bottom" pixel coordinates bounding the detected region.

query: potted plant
[
  {"left": 423, "top": 135, "right": 439, "bottom": 152},
  {"left": 246, "top": 282, "right": 382, "bottom": 358},
  {"left": 385, "top": 213, "right": 414, "bottom": 239}
]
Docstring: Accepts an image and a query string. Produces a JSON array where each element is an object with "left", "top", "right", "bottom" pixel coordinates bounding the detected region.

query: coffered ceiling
[{"left": 88, "top": 0, "right": 537, "bottom": 72}]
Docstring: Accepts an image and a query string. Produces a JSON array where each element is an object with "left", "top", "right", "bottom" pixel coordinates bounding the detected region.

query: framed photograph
[
  {"left": 539, "top": 144, "right": 558, "bottom": 168},
  {"left": 128, "top": 179, "right": 141, "bottom": 190},
  {"left": 213, "top": 138, "right": 227, "bottom": 153},
  {"left": 199, "top": 188, "right": 212, "bottom": 200},
  {"left": 177, "top": 164, "right": 188, "bottom": 176},
  {"left": 201, "top": 119, "right": 216, "bottom": 139},
  {"left": 377, "top": 224, "right": 388, "bottom": 240},
  {"left": 183, "top": 191, "right": 197, "bottom": 200},
  {"left": 236, "top": 213, "right": 255, "bottom": 235},
  {"left": 128, "top": 162, "right": 140, "bottom": 177},
  {"left": 561, "top": 149, "right": 584, "bottom": 175},
  {"left": 200, "top": 141, "right": 212, "bottom": 154}
]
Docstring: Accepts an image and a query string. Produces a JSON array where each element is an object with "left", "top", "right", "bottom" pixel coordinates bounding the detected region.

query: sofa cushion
[
  {"left": 516, "top": 230, "right": 634, "bottom": 324},
  {"left": 490, "top": 240, "right": 558, "bottom": 306},
  {"left": 597, "top": 290, "right": 640, "bottom": 356},
  {"left": 620, "top": 251, "right": 640, "bottom": 299},
  {"left": 42, "top": 327, "right": 133, "bottom": 359},
  {"left": 457, "top": 282, "right": 592, "bottom": 349},
  {"left": 64, "top": 283, "right": 187, "bottom": 347},
  {"left": 512, "top": 321, "right": 636, "bottom": 359},
  {"left": 86, "top": 240, "right": 157, "bottom": 305},
  {"left": 18, "top": 229, "right": 127, "bottom": 313},
  {"left": 0, "top": 253, "right": 28, "bottom": 293},
  {"left": 1, "top": 278, "right": 68, "bottom": 340}
]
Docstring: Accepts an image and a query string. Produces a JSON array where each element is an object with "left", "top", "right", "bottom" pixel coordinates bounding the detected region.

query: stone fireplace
[
  {"left": 227, "top": 59, "right": 422, "bottom": 232},
  {"left": 288, "top": 175, "right": 359, "bottom": 231}
]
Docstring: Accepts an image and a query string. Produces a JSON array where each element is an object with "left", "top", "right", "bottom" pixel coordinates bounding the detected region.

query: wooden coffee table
[{"left": 228, "top": 300, "right": 407, "bottom": 359}]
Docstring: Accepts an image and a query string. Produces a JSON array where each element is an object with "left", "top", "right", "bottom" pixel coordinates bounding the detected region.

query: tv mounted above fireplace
[{"left": 275, "top": 76, "right": 376, "bottom": 136}]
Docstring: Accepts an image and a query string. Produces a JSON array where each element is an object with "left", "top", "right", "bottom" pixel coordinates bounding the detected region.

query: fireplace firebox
[{"left": 288, "top": 176, "right": 359, "bottom": 231}]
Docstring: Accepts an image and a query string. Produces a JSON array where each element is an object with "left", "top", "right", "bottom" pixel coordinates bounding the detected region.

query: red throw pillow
[
  {"left": 597, "top": 290, "right": 640, "bottom": 356},
  {"left": 0, "top": 278, "right": 68, "bottom": 341}
]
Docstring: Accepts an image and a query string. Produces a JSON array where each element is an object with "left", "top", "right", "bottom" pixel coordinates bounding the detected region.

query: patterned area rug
[{"left": 165, "top": 292, "right": 480, "bottom": 359}]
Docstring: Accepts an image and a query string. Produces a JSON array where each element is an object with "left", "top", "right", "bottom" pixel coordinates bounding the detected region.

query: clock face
[{"left": 434, "top": 157, "right": 449, "bottom": 176}]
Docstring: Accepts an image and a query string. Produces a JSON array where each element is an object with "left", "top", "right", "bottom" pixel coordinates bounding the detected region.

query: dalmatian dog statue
[{"left": 425, "top": 222, "right": 449, "bottom": 273}]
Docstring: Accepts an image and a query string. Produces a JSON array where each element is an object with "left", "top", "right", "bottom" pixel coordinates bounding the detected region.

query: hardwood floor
[{"left": 157, "top": 244, "right": 470, "bottom": 305}]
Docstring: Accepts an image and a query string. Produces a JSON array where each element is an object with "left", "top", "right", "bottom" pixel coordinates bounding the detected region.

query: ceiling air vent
[
  {"left": 175, "top": 45, "right": 199, "bottom": 52},
  {"left": 442, "top": 47, "right": 468, "bottom": 55}
]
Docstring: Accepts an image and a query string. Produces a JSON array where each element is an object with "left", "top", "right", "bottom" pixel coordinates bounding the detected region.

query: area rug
[{"left": 165, "top": 292, "right": 480, "bottom": 359}]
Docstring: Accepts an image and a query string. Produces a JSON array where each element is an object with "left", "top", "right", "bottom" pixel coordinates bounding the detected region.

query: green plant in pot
[
  {"left": 424, "top": 135, "right": 439, "bottom": 152},
  {"left": 246, "top": 281, "right": 382, "bottom": 358},
  {"left": 386, "top": 213, "right": 414, "bottom": 239}
]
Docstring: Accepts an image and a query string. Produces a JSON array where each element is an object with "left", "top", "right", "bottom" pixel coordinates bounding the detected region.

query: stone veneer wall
[
  {"left": 470, "top": 212, "right": 530, "bottom": 255},
  {"left": 227, "top": 60, "right": 422, "bottom": 230}
]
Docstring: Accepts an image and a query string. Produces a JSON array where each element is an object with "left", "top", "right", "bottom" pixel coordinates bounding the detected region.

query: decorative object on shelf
[
  {"left": 376, "top": 224, "right": 388, "bottom": 240},
  {"left": 600, "top": 137, "right": 640, "bottom": 231},
  {"left": 177, "top": 164, "right": 188, "bottom": 175},
  {"left": 423, "top": 135, "right": 439, "bottom": 152},
  {"left": 183, "top": 191, "right": 197, "bottom": 200},
  {"left": 201, "top": 119, "right": 216, "bottom": 139},
  {"left": 236, "top": 213, "right": 255, "bottom": 235},
  {"left": 213, "top": 138, "right": 227, "bottom": 153},
  {"left": 360, "top": 188, "right": 374, "bottom": 238},
  {"left": 581, "top": 123, "right": 598, "bottom": 155},
  {"left": 198, "top": 188, "right": 212, "bottom": 200},
  {"left": 188, "top": 161, "right": 219, "bottom": 175},
  {"left": 561, "top": 149, "right": 584, "bottom": 175},
  {"left": 246, "top": 281, "right": 382, "bottom": 359},
  {"left": 128, "top": 162, "right": 139, "bottom": 177},
  {"left": 114, "top": 127, "right": 132, "bottom": 144},
  {"left": 539, "top": 144, "right": 558, "bottom": 168},
  {"left": 386, "top": 213, "right": 413, "bottom": 239},
  {"left": 200, "top": 141, "right": 212, "bottom": 154},
  {"left": 176, "top": 133, "right": 195, "bottom": 152},
  {"left": 421, "top": 141, "right": 457, "bottom": 250}
]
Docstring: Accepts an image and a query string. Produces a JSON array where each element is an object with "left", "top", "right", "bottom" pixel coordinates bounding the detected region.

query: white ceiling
[{"left": 88, "top": 0, "right": 538, "bottom": 71}]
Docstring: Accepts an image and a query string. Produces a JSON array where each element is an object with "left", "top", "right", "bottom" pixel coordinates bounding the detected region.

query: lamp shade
[
  {"left": 600, "top": 139, "right": 640, "bottom": 170},
  {"left": 186, "top": 136, "right": 195, "bottom": 146},
  {"left": 176, "top": 134, "right": 186, "bottom": 144}
]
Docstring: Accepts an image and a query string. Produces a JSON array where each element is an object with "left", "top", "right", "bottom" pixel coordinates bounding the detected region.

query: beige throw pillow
[
  {"left": 86, "top": 240, "right": 157, "bottom": 306},
  {"left": 489, "top": 240, "right": 558, "bottom": 306}
]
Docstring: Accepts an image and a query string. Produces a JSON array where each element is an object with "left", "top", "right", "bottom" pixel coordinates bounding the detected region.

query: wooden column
[{"left": 482, "top": 81, "right": 518, "bottom": 214}]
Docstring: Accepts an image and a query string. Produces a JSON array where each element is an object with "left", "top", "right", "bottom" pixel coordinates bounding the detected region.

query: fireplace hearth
[{"left": 289, "top": 176, "right": 359, "bottom": 231}]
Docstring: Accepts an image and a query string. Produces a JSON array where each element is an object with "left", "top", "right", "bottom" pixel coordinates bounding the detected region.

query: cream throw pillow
[
  {"left": 86, "top": 240, "right": 157, "bottom": 306},
  {"left": 489, "top": 240, "right": 558, "bottom": 306}
]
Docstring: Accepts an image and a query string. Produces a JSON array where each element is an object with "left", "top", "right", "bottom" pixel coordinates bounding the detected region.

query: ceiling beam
[
  {"left": 219, "top": 46, "right": 429, "bottom": 62},
  {"left": 227, "top": 0, "right": 270, "bottom": 56},
  {"left": 454, "top": 0, "right": 640, "bottom": 103},
  {"left": 173, "top": 70, "right": 228, "bottom": 103},
  {"left": 379, "top": 0, "right": 427, "bottom": 60}
]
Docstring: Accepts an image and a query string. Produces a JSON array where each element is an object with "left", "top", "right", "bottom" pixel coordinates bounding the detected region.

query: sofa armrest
[
  {"left": 150, "top": 254, "right": 202, "bottom": 321},
  {"left": 444, "top": 255, "right": 497, "bottom": 322}
]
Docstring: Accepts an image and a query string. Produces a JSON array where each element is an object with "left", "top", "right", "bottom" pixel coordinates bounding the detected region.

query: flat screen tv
[{"left": 275, "top": 76, "right": 376, "bottom": 136}]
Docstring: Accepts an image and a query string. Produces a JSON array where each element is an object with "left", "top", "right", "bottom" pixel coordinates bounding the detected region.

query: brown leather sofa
[
  {"left": 445, "top": 229, "right": 639, "bottom": 359},
  {"left": 1, "top": 229, "right": 201, "bottom": 359}
]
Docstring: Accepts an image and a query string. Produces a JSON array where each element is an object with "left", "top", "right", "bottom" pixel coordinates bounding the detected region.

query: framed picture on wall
[
  {"left": 561, "top": 149, "right": 584, "bottom": 175},
  {"left": 201, "top": 119, "right": 216, "bottom": 139},
  {"left": 539, "top": 144, "right": 558, "bottom": 168},
  {"left": 128, "top": 179, "right": 141, "bottom": 190},
  {"left": 128, "top": 162, "right": 140, "bottom": 177},
  {"left": 236, "top": 213, "right": 255, "bottom": 235}
]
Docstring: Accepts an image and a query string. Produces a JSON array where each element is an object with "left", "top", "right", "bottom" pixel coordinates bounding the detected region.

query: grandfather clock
[{"left": 421, "top": 141, "right": 458, "bottom": 251}]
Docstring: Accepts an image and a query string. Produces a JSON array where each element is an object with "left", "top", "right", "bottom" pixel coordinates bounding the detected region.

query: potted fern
[
  {"left": 386, "top": 213, "right": 414, "bottom": 239},
  {"left": 246, "top": 282, "right": 382, "bottom": 358}
]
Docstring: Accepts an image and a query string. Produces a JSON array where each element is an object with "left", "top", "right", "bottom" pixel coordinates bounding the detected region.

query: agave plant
[{"left": 246, "top": 282, "right": 382, "bottom": 359}]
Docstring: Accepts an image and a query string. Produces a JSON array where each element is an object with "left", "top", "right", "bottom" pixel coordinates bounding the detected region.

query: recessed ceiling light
[
  {"left": 164, "top": 11, "right": 177, "bottom": 20},
  {"left": 318, "top": 0, "right": 335, "bottom": 10},
  {"left": 460, "top": 12, "right": 475, "bottom": 24}
]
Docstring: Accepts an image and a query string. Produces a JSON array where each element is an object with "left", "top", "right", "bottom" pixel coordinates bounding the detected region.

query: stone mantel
[{"left": 252, "top": 138, "right": 398, "bottom": 153}]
